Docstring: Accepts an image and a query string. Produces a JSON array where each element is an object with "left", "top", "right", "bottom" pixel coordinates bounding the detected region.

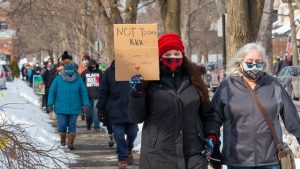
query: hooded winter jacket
[
  {"left": 48, "top": 66, "right": 89, "bottom": 115},
  {"left": 211, "top": 74, "right": 300, "bottom": 167},
  {"left": 81, "top": 59, "right": 103, "bottom": 99},
  {"left": 127, "top": 67, "right": 218, "bottom": 169}
]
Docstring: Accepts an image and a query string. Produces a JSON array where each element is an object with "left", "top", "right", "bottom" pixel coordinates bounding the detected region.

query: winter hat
[
  {"left": 61, "top": 51, "right": 73, "bottom": 61},
  {"left": 158, "top": 33, "right": 185, "bottom": 58}
]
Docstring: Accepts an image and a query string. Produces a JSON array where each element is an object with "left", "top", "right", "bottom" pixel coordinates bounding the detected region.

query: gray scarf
[{"left": 61, "top": 71, "right": 77, "bottom": 82}]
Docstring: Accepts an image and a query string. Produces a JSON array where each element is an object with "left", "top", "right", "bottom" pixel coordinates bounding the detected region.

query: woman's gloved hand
[
  {"left": 210, "top": 139, "right": 223, "bottom": 169},
  {"left": 129, "top": 74, "right": 145, "bottom": 97},
  {"left": 202, "top": 137, "right": 215, "bottom": 159}
]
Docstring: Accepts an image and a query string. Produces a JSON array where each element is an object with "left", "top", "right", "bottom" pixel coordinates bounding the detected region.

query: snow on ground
[{"left": 0, "top": 80, "right": 77, "bottom": 168}]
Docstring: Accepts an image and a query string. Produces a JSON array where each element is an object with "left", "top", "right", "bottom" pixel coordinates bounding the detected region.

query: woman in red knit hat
[{"left": 127, "top": 33, "right": 220, "bottom": 169}]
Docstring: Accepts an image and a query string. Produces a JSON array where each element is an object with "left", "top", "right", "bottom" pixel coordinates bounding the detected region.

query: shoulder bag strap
[{"left": 242, "top": 77, "right": 282, "bottom": 147}]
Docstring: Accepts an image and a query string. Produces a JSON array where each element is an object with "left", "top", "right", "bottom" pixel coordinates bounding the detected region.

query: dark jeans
[
  {"left": 56, "top": 114, "right": 79, "bottom": 133},
  {"left": 86, "top": 99, "right": 100, "bottom": 129},
  {"left": 106, "top": 124, "right": 113, "bottom": 135},
  {"left": 42, "top": 94, "right": 48, "bottom": 108},
  {"left": 228, "top": 164, "right": 280, "bottom": 169},
  {"left": 112, "top": 123, "right": 138, "bottom": 160}
]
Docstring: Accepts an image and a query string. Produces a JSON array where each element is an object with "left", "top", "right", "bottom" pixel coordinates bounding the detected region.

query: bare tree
[
  {"left": 214, "top": 0, "right": 226, "bottom": 15},
  {"left": 157, "top": 0, "right": 181, "bottom": 34},
  {"left": 226, "top": 0, "right": 264, "bottom": 65},
  {"left": 256, "top": 0, "right": 274, "bottom": 74},
  {"left": 181, "top": 0, "right": 216, "bottom": 58},
  {"left": 287, "top": 0, "right": 299, "bottom": 65},
  {"left": 0, "top": 104, "right": 70, "bottom": 169}
]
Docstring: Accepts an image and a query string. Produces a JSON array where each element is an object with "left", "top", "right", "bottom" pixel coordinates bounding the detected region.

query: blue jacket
[{"left": 48, "top": 74, "right": 89, "bottom": 114}]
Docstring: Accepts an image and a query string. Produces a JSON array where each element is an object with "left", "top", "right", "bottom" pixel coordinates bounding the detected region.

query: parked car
[
  {"left": 203, "top": 62, "right": 224, "bottom": 92},
  {"left": 276, "top": 66, "right": 300, "bottom": 100},
  {"left": 2, "top": 64, "right": 13, "bottom": 82},
  {"left": 0, "top": 65, "right": 7, "bottom": 89}
]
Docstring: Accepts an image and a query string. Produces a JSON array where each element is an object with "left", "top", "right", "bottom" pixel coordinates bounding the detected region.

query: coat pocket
[{"left": 195, "top": 124, "right": 205, "bottom": 143}]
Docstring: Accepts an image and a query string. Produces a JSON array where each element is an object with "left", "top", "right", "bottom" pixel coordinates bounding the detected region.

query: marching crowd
[{"left": 20, "top": 33, "right": 300, "bottom": 169}]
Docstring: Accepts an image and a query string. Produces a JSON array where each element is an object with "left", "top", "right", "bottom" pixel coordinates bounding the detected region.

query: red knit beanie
[{"left": 158, "top": 33, "right": 185, "bottom": 58}]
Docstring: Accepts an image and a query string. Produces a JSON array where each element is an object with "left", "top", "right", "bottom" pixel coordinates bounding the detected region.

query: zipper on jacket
[{"left": 175, "top": 92, "right": 184, "bottom": 161}]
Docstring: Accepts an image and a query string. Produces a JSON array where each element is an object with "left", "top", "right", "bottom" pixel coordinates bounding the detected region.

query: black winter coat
[
  {"left": 127, "top": 68, "right": 218, "bottom": 169},
  {"left": 96, "top": 61, "right": 132, "bottom": 124},
  {"left": 81, "top": 59, "right": 103, "bottom": 99}
]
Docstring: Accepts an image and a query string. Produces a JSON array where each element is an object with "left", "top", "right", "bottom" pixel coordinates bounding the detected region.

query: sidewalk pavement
[{"left": 51, "top": 118, "right": 139, "bottom": 169}]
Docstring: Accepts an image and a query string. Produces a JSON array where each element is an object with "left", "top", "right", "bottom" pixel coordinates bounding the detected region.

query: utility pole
[{"left": 222, "top": 14, "right": 226, "bottom": 70}]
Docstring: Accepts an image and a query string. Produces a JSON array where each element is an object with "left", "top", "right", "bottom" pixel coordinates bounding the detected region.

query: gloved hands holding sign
[{"left": 129, "top": 74, "right": 145, "bottom": 97}]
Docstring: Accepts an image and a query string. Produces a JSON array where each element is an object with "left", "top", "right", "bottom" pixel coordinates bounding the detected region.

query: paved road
[{"left": 51, "top": 118, "right": 139, "bottom": 169}]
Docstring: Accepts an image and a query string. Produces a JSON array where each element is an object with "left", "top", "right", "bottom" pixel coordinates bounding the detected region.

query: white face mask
[{"left": 82, "top": 60, "right": 89, "bottom": 65}]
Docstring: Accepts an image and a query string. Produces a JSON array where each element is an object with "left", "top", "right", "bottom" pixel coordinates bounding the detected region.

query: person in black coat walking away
[
  {"left": 127, "top": 33, "right": 219, "bottom": 169},
  {"left": 97, "top": 60, "right": 138, "bottom": 169},
  {"left": 41, "top": 58, "right": 54, "bottom": 112},
  {"left": 21, "top": 64, "right": 26, "bottom": 80},
  {"left": 81, "top": 59, "right": 103, "bottom": 132}
]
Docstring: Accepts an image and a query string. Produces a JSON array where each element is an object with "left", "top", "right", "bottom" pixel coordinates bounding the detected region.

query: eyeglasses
[{"left": 244, "top": 62, "right": 264, "bottom": 69}]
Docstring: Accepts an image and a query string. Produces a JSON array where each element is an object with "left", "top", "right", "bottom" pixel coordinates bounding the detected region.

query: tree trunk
[
  {"left": 288, "top": 0, "right": 298, "bottom": 66},
  {"left": 256, "top": 0, "right": 274, "bottom": 74},
  {"left": 79, "top": 0, "right": 87, "bottom": 62},
  {"left": 226, "top": 0, "right": 264, "bottom": 66},
  {"left": 110, "top": 0, "right": 124, "bottom": 24},
  {"left": 249, "top": 0, "right": 264, "bottom": 41},
  {"left": 124, "top": 0, "right": 140, "bottom": 24},
  {"left": 215, "top": 0, "right": 226, "bottom": 15},
  {"left": 96, "top": 0, "right": 140, "bottom": 62},
  {"left": 157, "top": 0, "right": 181, "bottom": 34},
  {"left": 47, "top": 49, "right": 54, "bottom": 59},
  {"left": 96, "top": 0, "right": 114, "bottom": 62},
  {"left": 203, "top": 49, "right": 209, "bottom": 63},
  {"left": 181, "top": 0, "right": 191, "bottom": 58}
]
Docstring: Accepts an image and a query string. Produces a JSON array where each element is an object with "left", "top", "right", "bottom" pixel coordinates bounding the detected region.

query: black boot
[{"left": 108, "top": 134, "right": 115, "bottom": 148}]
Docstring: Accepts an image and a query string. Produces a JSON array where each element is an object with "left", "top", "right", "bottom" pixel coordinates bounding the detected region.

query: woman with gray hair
[{"left": 210, "top": 43, "right": 300, "bottom": 169}]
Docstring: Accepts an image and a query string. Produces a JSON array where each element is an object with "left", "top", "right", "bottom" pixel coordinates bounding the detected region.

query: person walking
[
  {"left": 211, "top": 43, "right": 300, "bottom": 169},
  {"left": 81, "top": 59, "right": 103, "bottom": 132},
  {"left": 127, "top": 33, "right": 219, "bottom": 169},
  {"left": 21, "top": 64, "right": 26, "bottom": 80},
  {"left": 41, "top": 58, "right": 54, "bottom": 111},
  {"left": 78, "top": 54, "right": 91, "bottom": 75},
  {"left": 97, "top": 60, "right": 138, "bottom": 169},
  {"left": 47, "top": 63, "right": 90, "bottom": 150}
]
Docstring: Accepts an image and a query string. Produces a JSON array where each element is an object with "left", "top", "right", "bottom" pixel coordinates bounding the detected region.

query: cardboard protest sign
[
  {"left": 33, "top": 75, "right": 45, "bottom": 95},
  {"left": 114, "top": 24, "right": 159, "bottom": 81}
]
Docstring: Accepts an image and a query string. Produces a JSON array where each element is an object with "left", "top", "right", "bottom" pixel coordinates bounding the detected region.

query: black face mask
[{"left": 90, "top": 66, "right": 97, "bottom": 72}]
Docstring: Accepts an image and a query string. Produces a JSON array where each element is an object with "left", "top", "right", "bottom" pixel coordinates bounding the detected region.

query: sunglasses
[{"left": 244, "top": 62, "right": 264, "bottom": 69}]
